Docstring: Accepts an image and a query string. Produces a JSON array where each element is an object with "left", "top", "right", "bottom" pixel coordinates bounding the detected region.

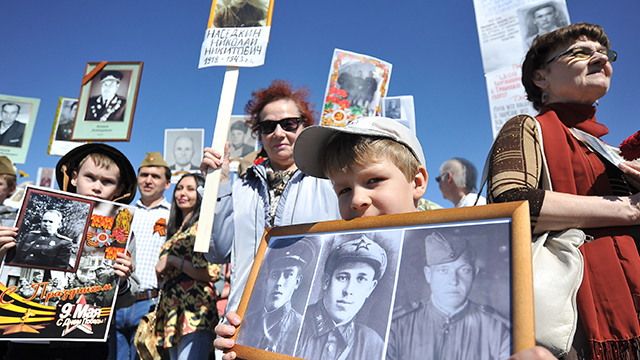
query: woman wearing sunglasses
[
  {"left": 488, "top": 23, "right": 640, "bottom": 359},
  {"left": 201, "top": 80, "right": 340, "bottom": 344}
]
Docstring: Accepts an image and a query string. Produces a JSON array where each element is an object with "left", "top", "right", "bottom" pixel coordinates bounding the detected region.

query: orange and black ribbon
[{"left": 153, "top": 218, "right": 167, "bottom": 236}]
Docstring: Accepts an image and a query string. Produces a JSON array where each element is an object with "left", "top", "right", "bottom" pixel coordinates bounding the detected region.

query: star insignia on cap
[
  {"left": 149, "top": 157, "right": 155, "bottom": 161},
  {"left": 353, "top": 239, "right": 370, "bottom": 251}
]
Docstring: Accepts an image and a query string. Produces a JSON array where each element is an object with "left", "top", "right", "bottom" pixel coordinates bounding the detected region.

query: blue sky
[{"left": 2, "top": 0, "right": 639, "bottom": 207}]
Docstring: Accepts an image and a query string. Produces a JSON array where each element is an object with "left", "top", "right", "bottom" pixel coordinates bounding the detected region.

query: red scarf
[{"left": 537, "top": 103, "right": 640, "bottom": 359}]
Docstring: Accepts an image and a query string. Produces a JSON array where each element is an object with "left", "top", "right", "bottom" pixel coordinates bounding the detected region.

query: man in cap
[
  {"left": 86, "top": 70, "right": 127, "bottom": 122},
  {"left": 0, "top": 103, "right": 26, "bottom": 147},
  {"left": 296, "top": 234, "right": 387, "bottom": 360},
  {"left": 12, "top": 209, "right": 74, "bottom": 270},
  {"left": 111, "top": 151, "right": 172, "bottom": 360},
  {"left": 238, "top": 239, "right": 314, "bottom": 355},
  {"left": 229, "top": 121, "right": 254, "bottom": 160},
  {"left": 387, "top": 231, "right": 510, "bottom": 360}
]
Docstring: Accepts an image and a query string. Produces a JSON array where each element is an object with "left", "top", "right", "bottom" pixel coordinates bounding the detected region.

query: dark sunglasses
[
  {"left": 257, "top": 117, "right": 302, "bottom": 134},
  {"left": 545, "top": 46, "right": 617, "bottom": 66}
]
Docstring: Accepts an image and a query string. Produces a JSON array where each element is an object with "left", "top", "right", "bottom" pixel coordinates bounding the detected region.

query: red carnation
[{"left": 619, "top": 131, "right": 640, "bottom": 161}]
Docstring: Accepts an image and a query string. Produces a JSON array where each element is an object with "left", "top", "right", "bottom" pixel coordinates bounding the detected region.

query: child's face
[
  {"left": 330, "top": 158, "right": 427, "bottom": 220},
  {"left": 0, "top": 176, "right": 15, "bottom": 204},
  {"left": 71, "top": 157, "right": 124, "bottom": 201}
]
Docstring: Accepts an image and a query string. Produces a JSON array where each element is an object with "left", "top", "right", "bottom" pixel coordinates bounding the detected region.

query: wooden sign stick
[{"left": 194, "top": 66, "right": 239, "bottom": 253}]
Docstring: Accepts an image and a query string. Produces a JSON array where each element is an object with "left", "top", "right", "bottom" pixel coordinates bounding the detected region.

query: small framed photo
[
  {"left": 71, "top": 62, "right": 143, "bottom": 141},
  {"left": 228, "top": 115, "right": 257, "bottom": 171},
  {"left": 6, "top": 187, "right": 94, "bottom": 272},
  {"left": 381, "top": 95, "right": 416, "bottom": 134},
  {"left": 47, "top": 97, "right": 85, "bottom": 156},
  {"left": 232, "top": 202, "right": 535, "bottom": 360},
  {"left": 36, "top": 167, "right": 55, "bottom": 189},
  {"left": 0, "top": 94, "right": 41, "bottom": 164},
  {"left": 164, "top": 128, "right": 205, "bottom": 182}
]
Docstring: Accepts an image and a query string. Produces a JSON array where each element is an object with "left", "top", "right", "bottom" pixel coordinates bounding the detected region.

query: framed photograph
[
  {"left": 381, "top": 95, "right": 416, "bottom": 135},
  {"left": 164, "top": 128, "right": 205, "bottom": 183},
  {"left": 36, "top": 167, "right": 55, "bottom": 189},
  {"left": 228, "top": 115, "right": 257, "bottom": 171},
  {"left": 232, "top": 202, "right": 535, "bottom": 360},
  {"left": 71, "top": 62, "right": 143, "bottom": 141},
  {"left": 321, "top": 49, "right": 392, "bottom": 127},
  {"left": 47, "top": 97, "right": 85, "bottom": 156},
  {"left": 0, "top": 94, "right": 41, "bottom": 164},
  {"left": 0, "top": 186, "right": 136, "bottom": 341},
  {"left": 518, "top": 1, "right": 570, "bottom": 49}
]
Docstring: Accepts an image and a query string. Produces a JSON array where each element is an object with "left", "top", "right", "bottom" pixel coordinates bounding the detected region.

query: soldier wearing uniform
[
  {"left": 387, "top": 232, "right": 510, "bottom": 360},
  {"left": 238, "top": 239, "right": 314, "bottom": 355},
  {"left": 85, "top": 71, "right": 126, "bottom": 122},
  {"left": 296, "top": 235, "right": 387, "bottom": 360},
  {"left": 12, "top": 209, "right": 74, "bottom": 269}
]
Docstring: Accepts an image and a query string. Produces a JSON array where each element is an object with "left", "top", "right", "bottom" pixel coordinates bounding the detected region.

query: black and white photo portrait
[
  {"left": 384, "top": 98, "right": 401, "bottom": 119},
  {"left": 228, "top": 116, "right": 256, "bottom": 161},
  {"left": 236, "top": 236, "right": 318, "bottom": 355},
  {"left": 387, "top": 223, "right": 512, "bottom": 360},
  {"left": 213, "top": 0, "right": 269, "bottom": 28},
  {"left": 84, "top": 70, "right": 132, "bottom": 122},
  {"left": 0, "top": 101, "right": 31, "bottom": 148},
  {"left": 8, "top": 189, "right": 92, "bottom": 271},
  {"left": 164, "top": 129, "right": 205, "bottom": 178},
  {"left": 336, "top": 63, "right": 381, "bottom": 117},
  {"left": 55, "top": 98, "right": 78, "bottom": 141},
  {"left": 520, "top": 1, "right": 569, "bottom": 48}
]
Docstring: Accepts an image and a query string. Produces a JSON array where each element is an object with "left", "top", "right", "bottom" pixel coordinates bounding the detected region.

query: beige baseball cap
[{"left": 293, "top": 116, "right": 426, "bottom": 179}]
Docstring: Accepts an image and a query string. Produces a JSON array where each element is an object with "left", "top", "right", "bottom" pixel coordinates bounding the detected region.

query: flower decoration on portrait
[
  {"left": 620, "top": 130, "right": 640, "bottom": 161},
  {"left": 112, "top": 227, "right": 128, "bottom": 244}
]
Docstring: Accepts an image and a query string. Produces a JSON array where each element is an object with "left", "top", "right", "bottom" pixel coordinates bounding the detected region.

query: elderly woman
[
  {"left": 488, "top": 23, "right": 640, "bottom": 359},
  {"left": 202, "top": 80, "right": 340, "bottom": 356}
]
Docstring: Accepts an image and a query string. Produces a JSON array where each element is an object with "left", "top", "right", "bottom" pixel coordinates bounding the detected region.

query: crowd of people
[{"left": 0, "top": 22, "right": 638, "bottom": 360}]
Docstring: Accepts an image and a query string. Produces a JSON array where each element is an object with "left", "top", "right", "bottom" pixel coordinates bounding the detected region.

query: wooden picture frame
[
  {"left": 71, "top": 61, "right": 143, "bottom": 141},
  {"left": 232, "top": 201, "right": 535, "bottom": 360}
]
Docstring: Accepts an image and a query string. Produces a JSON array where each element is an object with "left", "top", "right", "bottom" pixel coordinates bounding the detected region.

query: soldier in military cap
[
  {"left": 85, "top": 70, "right": 127, "bottom": 122},
  {"left": 296, "top": 234, "right": 387, "bottom": 360},
  {"left": 387, "top": 231, "right": 510, "bottom": 360},
  {"left": 239, "top": 238, "right": 314, "bottom": 355},
  {"left": 12, "top": 209, "right": 74, "bottom": 269},
  {"left": 0, "top": 156, "right": 17, "bottom": 228}
]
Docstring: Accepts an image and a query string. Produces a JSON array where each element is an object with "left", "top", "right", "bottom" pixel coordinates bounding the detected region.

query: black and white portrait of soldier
[
  {"left": 0, "top": 102, "right": 27, "bottom": 147},
  {"left": 85, "top": 70, "right": 129, "bottom": 122},
  {"left": 213, "top": 0, "right": 268, "bottom": 28},
  {"left": 228, "top": 120, "right": 255, "bottom": 160},
  {"left": 237, "top": 237, "right": 316, "bottom": 355},
  {"left": 295, "top": 232, "right": 399, "bottom": 360},
  {"left": 523, "top": 2, "right": 569, "bottom": 48},
  {"left": 384, "top": 98, "right": 401, "bottom": 119},
  {"left": 55, "top": 99, "right": 78, "bottom": 141},
  {"left": 164, "top": 129, "right": 204, "bottom": 175},
  {"left": 336, "top": 64, "right": 380, "bottom": 116},
  {"left": 387, "top": 228, "right": 511, "bottom": 360}
]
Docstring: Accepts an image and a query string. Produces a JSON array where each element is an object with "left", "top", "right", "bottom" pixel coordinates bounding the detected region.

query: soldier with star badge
[
  {"left": 12, "top": 209, "right": 74, "bottom": 270},
  {"left": 85, "top": 70, "right": 127, "bottom": 122}
]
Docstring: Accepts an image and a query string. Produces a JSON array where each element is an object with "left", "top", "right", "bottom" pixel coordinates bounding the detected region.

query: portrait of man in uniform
[
  {"left": 85, "top": 70, "right": 129, "bottom": 122},
  {"left": 237, "top": 238, "right": 315, "bottom": 355},
  {"left": 11, "top": 210, "right": 75, "bottom": 270},
  {"left": 295, "top": 234, "right": 389, "bottom": 360},
  {"left": 164, "top": 129, "right": 204, "bottom": 178},
  {"left": 0, "top": 103, "right": 27, "bottom": 147},
  {"left": 387, "top": 231, "right": 511, "bottom": 360}
]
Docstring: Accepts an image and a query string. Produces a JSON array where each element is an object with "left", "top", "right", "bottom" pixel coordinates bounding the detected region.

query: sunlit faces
[
  {"left": 1, "top": 104, "right": 19, "bottom": 126},
  {"left": 137, "top": 166, "right": 170, "bottom": 202},
  {"left": 322, "top": 261, "right": 378, "bottom": 325},
  {"left": 71, "top": 157, "right": 124, "bottom": 201},
  {"left": 174, "top": 136, "right": 195, "bottom": 167},
  {"left": 265, "top": 265, "right": 302, "bottom": 312},
  {"left": 535, "top": 39, "right": 612, "bottom": 106},
  {"left": 259, "top": 99, "right": 303, "bottom": 171},
  {"left": 100, "top": 79, "right": 120, "bottom": 101},
  {"left": 532, "top": 6, "right": 556, "bottom": 32},
  {"left": 331, "top": 158, "right": 427, "bottom": 220},
  {"left": 41, "top": 211, "right": 62, "bottom": 236},
  {"left": 174, "top": 176, "right": 199, "bottom": 215},
  {"left": 424, "top": 256, "right": 478, "bottom": 314}
]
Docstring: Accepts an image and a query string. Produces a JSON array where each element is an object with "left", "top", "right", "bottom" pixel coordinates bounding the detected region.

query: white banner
[{"left": 199, "top": 26, "right": 271, "bottom": 68}]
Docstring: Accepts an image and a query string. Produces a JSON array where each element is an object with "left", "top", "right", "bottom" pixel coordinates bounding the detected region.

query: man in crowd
[
  {"left": 110, "top": 151, "right": 171, "bottom": 360},
  {"left": 86, "top": 71, "right": 126, "bottom": 122},
  {"left": 239, "top": 239, "right": 314, "bottom": 355},
  {"left": 12, "top": 209, "right": 73, "bottom": 269},
  {"left": 437, "top": 157, "right": 486, "bottom": 207},
  {"left": 387, "top": 231, "right": 510, "bottom": 360},
  {"left": 170, "top": 136, "right": 197, "bottom": 172},
  {"left": 296, "top": 235, "right": 387, "bottom": 360},
  {"left": 0, "top": 103, "right": 25, "bottom": 147}
]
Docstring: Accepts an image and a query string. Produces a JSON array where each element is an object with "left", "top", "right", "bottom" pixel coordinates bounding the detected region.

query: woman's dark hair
[
  {"left": 245, "top": 79, "right": 317, "bottom": 138},
  {"left": 166, "top": 173, "right": 205, "bottom": 239},
  {"left": 522, "top": 22, "right": 611, "bottom": 110}
]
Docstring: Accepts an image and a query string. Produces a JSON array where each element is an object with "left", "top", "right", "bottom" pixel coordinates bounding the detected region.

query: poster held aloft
[
  {"left": 47, "top": 97, "right": 86, "bottom": 157},
  {"left": 0, "top": 94, "right": 40, "bottom": 164},
  {"left": 194, "top": 0, "right": 274, "bottom": 253}
]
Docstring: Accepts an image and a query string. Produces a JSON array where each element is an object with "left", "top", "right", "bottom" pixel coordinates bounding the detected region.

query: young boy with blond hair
[{"left": 213, "top": 116, "right": 555, "bottom": 360}]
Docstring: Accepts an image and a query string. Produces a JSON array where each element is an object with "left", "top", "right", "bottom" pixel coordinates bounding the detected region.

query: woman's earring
[
  {"left": 595, "top": 99, "right": 599, "bottom": 106},
  {"left": 541, "top": 91, "right": 550, "bottom": 104}
]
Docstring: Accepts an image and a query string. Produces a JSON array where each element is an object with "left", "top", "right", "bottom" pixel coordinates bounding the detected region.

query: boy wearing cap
[
  {"left": 3, "top": 143, "right": 139, "bottom": 360},
  {"left": 295, "top": 234, "right": 387, "bottom": 360},
  {"left": 238, "top": 239, "right": 313, "bottom": 355},
  {"left": 111, "top": 151, "right": 172, "bottom": 360}
]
